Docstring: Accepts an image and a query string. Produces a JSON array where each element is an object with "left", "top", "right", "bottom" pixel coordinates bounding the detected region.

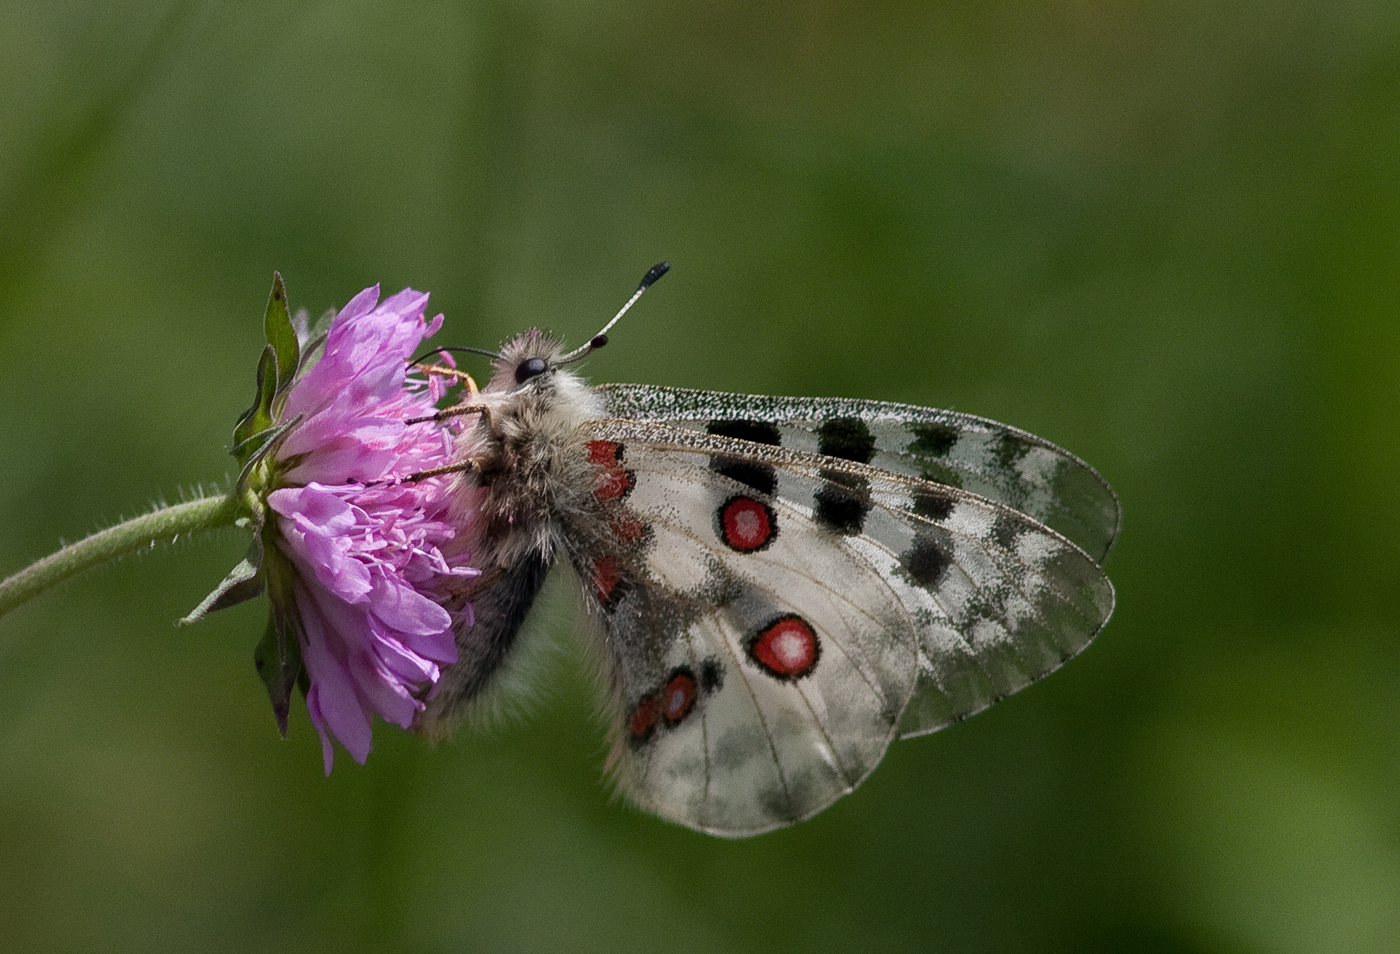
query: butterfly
[{"left": 412, "top": 264, "right": 1118, "bottom": 837}]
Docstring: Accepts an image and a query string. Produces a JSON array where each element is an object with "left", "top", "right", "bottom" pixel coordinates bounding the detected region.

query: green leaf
[
  {"left": 264, "top": 272, "right": 300, "bottom": 396},
  {"left": 231, "top": 343, "right": 278, "bottom": 462}
]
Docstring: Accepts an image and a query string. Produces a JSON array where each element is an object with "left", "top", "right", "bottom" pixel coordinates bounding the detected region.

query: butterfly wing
[
  {"left": 562, "top": 428, "right": 918, "bottom": 836},
  {"left": 563, "top": 419, "right": 1114, "bottom": 835},
  {"left": 597, "top": 384, "right": 1121, "bottom": 564}
]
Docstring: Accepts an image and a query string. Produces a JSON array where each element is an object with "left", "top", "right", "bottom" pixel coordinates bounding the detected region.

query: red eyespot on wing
[
  {"left": 717, "top": 495, "right": 777, "bottom": 552},
  {"left": 627, "top": 663, "right": 720, "bottom": 746},
  {"left": 749, "top": 614, "right": 820, "bottom": 680},
  {"left": 609, "top": 511, "right": 647, "bottom": 544},
  {"left": 592, "top": 554, "right": 624, "bottom": 604},
  {"left": 587, "top": 440, "right": 634, "bottom": 501},
  {"left": 629, "top": 694, "right": 659, "bottom": 740},
  {"left": 661, "top": 668, "right": 698, "bottom": 725},
  {"left": 585, "top": 440, "right": 623, "bottom": 466},
  {"left": 595, "top": 468, "right": 633, "bottom": 501}
]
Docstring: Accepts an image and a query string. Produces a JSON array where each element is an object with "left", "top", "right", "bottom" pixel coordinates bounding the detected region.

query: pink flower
[{"left": 266, "top": 286, "right": 476, "bottom": 772}]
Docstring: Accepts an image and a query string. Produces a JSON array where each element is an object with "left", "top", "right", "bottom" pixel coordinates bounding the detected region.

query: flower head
[{"left": 192, "top": 276, "right": 476, "bottom": 772}]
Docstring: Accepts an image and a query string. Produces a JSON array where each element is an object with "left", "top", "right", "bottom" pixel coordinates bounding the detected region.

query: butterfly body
[
  {"left": 417, "top": 322, "right": 1118, "bottom": 837},
  {"left": 421, "top": 329, "right": 606, "bottom": 729}
]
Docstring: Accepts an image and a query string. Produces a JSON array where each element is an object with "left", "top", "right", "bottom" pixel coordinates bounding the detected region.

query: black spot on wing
[
  {"left": 706, "top": 419, "right": 782, "bottom": 445},
  {"left": 918, "top": 464, "right": 963, "bottom": 490},
  {"left": 910, "top": 489, "right": 956, "bottom": 522},
  {"left": 992, "top": 515, "right": 1024, "bottom": 552},
  {"left": 814, "top": 470, "right": 871, "bottom": 535},
  {"left": 700, "top": 657, "right": 725, "bottom": 692},
  {"left": 757, "top": 781, "right": 800, "bottom": 826},
  {"left": 902, "top": 534, "right": 951, "bottom": 589},
  {"left": 816, "top": 417, "right": 876, "bottom": 464},
  {"left": 994, "top": 432, "right": 1034, "bottom": 470},
  {"left": 706, "top": 420, "right": 781, "bottom": 496},
  {"left": 710, "top": 456, "right": 778, "bottom": 496},
  {"left": 908, "top": 421, "right": 960, "bottom": 458}
]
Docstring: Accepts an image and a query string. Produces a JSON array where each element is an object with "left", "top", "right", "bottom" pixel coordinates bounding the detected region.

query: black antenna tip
[
  {"left": 590, "top": 333, "right": 609, "bottom": 350},
  {"left": 639, "top": 262, "right": 670, "bottom": 289}
]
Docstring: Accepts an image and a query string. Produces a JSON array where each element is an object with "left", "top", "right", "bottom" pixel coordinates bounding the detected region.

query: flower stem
[{"left": 0, "top": 494, "right": 245, "bottom": 620}]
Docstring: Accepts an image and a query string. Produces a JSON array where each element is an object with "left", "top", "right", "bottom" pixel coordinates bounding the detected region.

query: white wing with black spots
[{"left": 563, "top": 418, "right": 1114, "bottom": 834}]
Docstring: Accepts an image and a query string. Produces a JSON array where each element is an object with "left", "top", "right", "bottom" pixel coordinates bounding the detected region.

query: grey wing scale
[
  {"left": 597, "top": 383, "right": 1121, "bottom": 565},
  {"left": 565, "top": 418, "right": 1114, "bottom": 834}
]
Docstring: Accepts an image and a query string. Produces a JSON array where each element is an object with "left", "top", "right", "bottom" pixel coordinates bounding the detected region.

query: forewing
[
  {"left": 597, "top": 383, "right": 1121, "bottom": 564},
  {"left": 569, "top": 420, "right": 1114, "bottom": 831}
]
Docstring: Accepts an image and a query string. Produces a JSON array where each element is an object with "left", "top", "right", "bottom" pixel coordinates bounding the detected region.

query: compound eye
[{"left": 515, "top": 356, "right": 549, "bottom": 384}]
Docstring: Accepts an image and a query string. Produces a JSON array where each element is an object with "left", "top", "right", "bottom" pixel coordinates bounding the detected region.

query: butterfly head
[
  {"left": 486, "top": 329, "right": 572, "bottom": 392},
  {"left": 478, "top": 329, "right": 605, "bottom": 428}
]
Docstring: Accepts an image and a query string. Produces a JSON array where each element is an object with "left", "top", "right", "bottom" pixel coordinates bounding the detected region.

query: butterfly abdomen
[{"left": 415, "top": 550, "right": 552, "bottom": 738}]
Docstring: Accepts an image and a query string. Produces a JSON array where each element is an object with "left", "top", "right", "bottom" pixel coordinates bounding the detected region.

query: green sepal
[
  {"left": 303, "top": 306, "right": 338, "bottom": 353},
  {"left": 264, "top": 272, "right": 300, "bottom": 397},
  {"left": 231, "top": 274, "right": 303, "bottom": 469},
  {"left": 231, "top": 415, "right": 301, "bottom": 492},
  {"left": 177, "top": 533, "right": 266, "bottom": 625},
  {"left": 254, "top": 544, "right": 304, "bottom": 736},
  {"left": 232, "top": 343, "right": 278, "bottom": 463},
  {"left": 253, "top": 610, "right": 304, "bottom": 737}
]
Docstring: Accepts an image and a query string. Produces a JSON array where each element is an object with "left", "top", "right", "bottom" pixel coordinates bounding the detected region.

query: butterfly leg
[
  {"left": 403, "top": 399, "right": 496, "bottom": 481},
  {"left": 405, "top": 402, "right": 494, "bottom": 428},
  {"left": 406, "top": 457, "right": 480, "bottom": 481},
  {"left": 415, "top": 363, "right": 481, "bottom": 390}
]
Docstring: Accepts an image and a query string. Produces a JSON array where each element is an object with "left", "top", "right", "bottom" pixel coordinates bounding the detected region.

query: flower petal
[{"left": 257, "top": 285, "right": 478, "bottom": 771}]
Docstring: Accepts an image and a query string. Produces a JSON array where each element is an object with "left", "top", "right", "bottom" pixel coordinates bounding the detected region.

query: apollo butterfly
[{"left": 413, "top": 264, "right": 1118, "bottom": 837}]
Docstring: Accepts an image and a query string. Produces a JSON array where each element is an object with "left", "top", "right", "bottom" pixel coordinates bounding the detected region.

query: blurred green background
[{"left": 2, "top": 2, "right": 1398, "bottom": 952}]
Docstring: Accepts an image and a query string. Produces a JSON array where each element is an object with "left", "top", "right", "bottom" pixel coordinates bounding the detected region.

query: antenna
[
  {"left": 408, "top": 345, "right": 502, "bottom": 367},
  {"left": 559, "top": 262, "right": 669, "bottom": 364}
]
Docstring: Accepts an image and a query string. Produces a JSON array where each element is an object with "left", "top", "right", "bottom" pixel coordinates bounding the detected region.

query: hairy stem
[{"left": 0, "top": 494, "right": 244, "bottom": 620}]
